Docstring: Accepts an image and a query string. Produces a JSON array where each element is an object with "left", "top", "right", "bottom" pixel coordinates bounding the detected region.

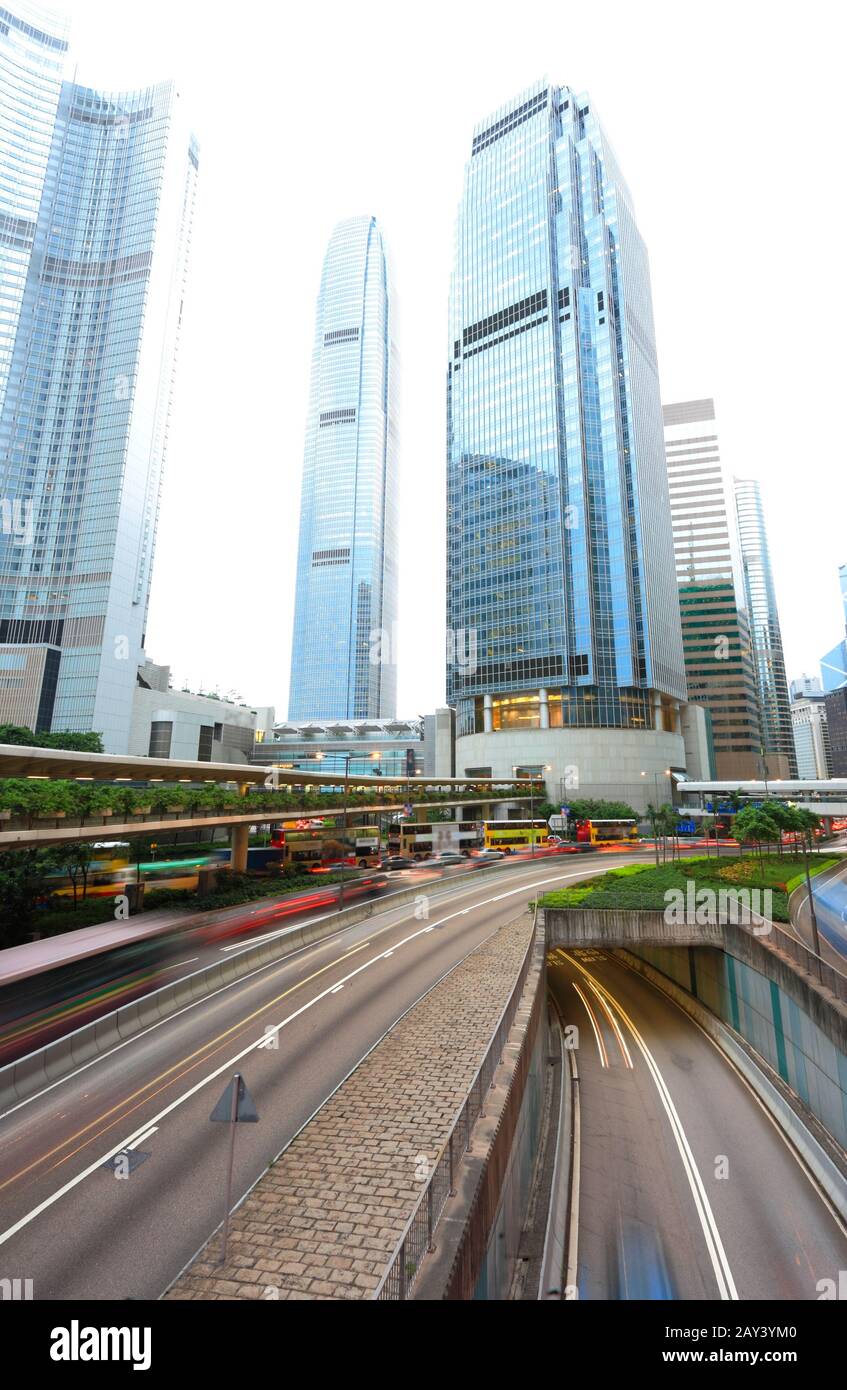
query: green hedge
[{"left": 538, "top": 854, "right": 828, "bottom": 924}]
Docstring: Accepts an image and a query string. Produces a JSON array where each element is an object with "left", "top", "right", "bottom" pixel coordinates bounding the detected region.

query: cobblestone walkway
[{"left": 166, "top": 913, "right": 533, "bottom": 1300}]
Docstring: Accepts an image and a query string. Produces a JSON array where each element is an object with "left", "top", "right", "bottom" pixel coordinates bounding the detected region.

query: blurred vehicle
[
  {"left": 426, "top": 852, "right": 466, "bottom": 866},
  {"left": 614, "top": 1220, "right": 677, "bottom": 1300},
  {"left": 473, "top": 850, "right": 506, "bottom": 864},
  {"left": 270, "top": 821, "right": 380, "bottom": 869},
  {"left": 388, "top": 820, "right": 481, "bottom": 860},
  {"left": 381, "top": 855, "right": 416, "bottom": 870},
  {"left": 576, "top": 818, "right": 639, "bottom": 847},
  {"left": 0, "top": 917, "right": 190, "bottom": 1066},
  {"left": 482, "top": 819, "right": 549, "bottom": 853}
]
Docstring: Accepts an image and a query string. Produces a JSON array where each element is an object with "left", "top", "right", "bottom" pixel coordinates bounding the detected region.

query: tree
[
  {"left": 0, "top": 724, "right": 103, "bottom": 753},
  {"left": 46, "top": 843, "right": 92, "bottom": 908},
  {"left": 645, "top": 802, "right": 662, "bottom": 866},
  {"left": 0, "top": 849, "right": 51, "bottom": 947},
  {"left": 734, "top": 806, "right": 780, "bottom": 865}
]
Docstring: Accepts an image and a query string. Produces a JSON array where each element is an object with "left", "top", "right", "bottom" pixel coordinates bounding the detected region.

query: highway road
[
  {"left": 549, "top": 948, "right": 847, "bottom": 1300},
  {"left": 792, "top": 856, "right": 847, "bottom": 968},
  {"left": 0, "top": 854, "right": 638, "bottom": 1300}
]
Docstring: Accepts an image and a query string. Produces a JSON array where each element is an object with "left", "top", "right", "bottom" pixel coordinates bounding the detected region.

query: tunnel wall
[
  {"left": 471, "top": 995, "right": 547, "bottom": 1300},
  {"left": 630, "top": 943, "right": 847, "bottom": 1151}
]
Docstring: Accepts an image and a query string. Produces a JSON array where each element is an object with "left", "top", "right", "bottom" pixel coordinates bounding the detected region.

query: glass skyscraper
[
  {"left": 0, "top": 3, "right": 198, "bottom": 751},
  {"left": 733, "top": 478, "right": 796, "bottom": 776},
  {"left": 289, "top": 216, "right": 399, "bottom": 721},
  {"left": 447, "top": 81, "right": 687, "bottom": 798},
  {"left": 664, "top": 399, "right": 761, "bottom": 778}
]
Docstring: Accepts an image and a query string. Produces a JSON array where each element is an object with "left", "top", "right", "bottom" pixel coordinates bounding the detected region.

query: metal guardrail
[
  {"left": 750, "top": 907, "right": 847, "bottom": 1005},
  {"left": 373, "top": 905, "right": 544, "bottom": 1300}
]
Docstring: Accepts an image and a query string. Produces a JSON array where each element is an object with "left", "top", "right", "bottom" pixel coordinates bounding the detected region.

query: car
[
  {"left": 381, "top": 855, "right": 416, "bottom": 870},
  {"left": 473, "top": 850, "right": 506, "bottom": 863},
  {"left": 614, "top": 1220, "right": 677, "bottom": 1300},
  {"left": 426, "top": 852, "right": 466, "bottom": 866}
]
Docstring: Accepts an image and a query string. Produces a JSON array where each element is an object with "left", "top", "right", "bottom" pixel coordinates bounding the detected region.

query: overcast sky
[{"left": 63, "top": 0, "right": 845, "bottom": 717}]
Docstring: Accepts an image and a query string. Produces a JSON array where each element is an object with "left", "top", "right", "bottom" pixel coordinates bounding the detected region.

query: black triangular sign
[{"left": 210, "top": 1074, "right": 259, "bottom": 1123}]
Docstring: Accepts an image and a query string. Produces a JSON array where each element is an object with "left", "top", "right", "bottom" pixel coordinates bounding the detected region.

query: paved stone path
[{"left": 165, "top": 913, "right": 534, "bottom": 1299}]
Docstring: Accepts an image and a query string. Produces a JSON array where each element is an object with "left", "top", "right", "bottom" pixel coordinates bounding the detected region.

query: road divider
[{"left": 0, "top": 861, "right": 550, "bottom": 1116}]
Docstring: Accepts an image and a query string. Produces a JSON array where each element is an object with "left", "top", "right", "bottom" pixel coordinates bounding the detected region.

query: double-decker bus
[
  {"left": 387, "top": 821, "right": 481, "bottom": 860},
  {"left": 270, "top": 821, "right": 380, "bottom": 869},
  {"left": 575, "top": 818, "right": 639, "bottom": 846},
  {"left": 482, "top": 820, "right": 549, "bottom": 852}
]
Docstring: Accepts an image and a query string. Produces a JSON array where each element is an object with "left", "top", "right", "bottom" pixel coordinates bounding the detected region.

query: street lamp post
[
  {"left": 335, "top": 748, "right": 381, "bottom": 911},
  {"left": 528, "top": 766, "right": 551, "bottom": 858}
]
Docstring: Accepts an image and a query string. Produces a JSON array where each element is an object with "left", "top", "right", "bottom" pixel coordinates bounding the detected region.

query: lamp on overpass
[{"left": 529, "top": 766, "right": 552, "bottom": 858}]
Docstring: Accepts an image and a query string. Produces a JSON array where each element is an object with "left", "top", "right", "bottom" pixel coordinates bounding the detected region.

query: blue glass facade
[
  {"left": 733, "top": 478, "right": 796, "bottom": 774},
  {"left": 0, "top": 4, "right": 198, "bottom": 751},
  {"left": 447, "top": 82, "right": 686, "bottom": 737},
  {"left": 289, "top": 216, "right": 399, "bottom": 720}
]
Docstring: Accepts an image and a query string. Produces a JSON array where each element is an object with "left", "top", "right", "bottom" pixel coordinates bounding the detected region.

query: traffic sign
[{"left": 211, "top": 1073, "right": 259, "bottom": 1124}]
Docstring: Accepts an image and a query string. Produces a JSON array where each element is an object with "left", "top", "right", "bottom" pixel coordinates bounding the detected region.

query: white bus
[{"left": 387, "top": 821, "right": 481, "bottom": 860}]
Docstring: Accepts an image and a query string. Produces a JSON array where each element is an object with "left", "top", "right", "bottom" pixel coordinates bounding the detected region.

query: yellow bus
[{"left": 482, "top": 820, "right": 549, "bottom": 852}]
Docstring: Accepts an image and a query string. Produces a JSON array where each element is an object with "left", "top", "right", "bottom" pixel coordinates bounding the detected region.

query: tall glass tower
[
  {"left": 0, "top": 3, "right": 198, "bottom": 751},
  {"left": 447, "top": 82, "right": 687, "bottom": 802},
  {"left": 289, "top": 216, "right": 399, "bottom": 721},
  {"left": 733, "top": 478, "right": 797, "bottom": 776}
]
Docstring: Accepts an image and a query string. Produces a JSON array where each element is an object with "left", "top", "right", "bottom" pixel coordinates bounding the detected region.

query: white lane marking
[
  {"left": 611, "top": 951, "right": 847, "bottom": 1244},
  {"left": 571, "top": 981, "right": 608, "bottom": 1068},
  {"left": 0, "top": 864, "right": 602, "bottom": 1244},
  {"left": 171, "top": 959, "right": 199, "bottom": 970},
  {"left": 330, "top": 985, "right": 344, "bottom": 995},
  {"left": 219, "top": 911, "right": 334, "bottom": 952},
  {"left": 584, "top": 977, "right": 633, "bottom": 1069},
  {"left": 572, "top": 959, "right": 739, "bottom": 1301},
  {"left": 128, "top": 1127, "right": 158, "bottom": 1150}
]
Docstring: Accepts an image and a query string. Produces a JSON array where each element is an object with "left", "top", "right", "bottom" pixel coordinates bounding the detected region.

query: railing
[
  {"left": 373, "top": 907, "right": 544, "bottom": 1300},
  {"left": 749, "top": 906, "right": 847, "bottom": 1005}
]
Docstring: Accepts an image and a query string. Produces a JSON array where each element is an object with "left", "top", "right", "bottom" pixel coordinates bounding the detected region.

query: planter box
[
  {"left": 132, "top": 806, "right": 152, "bottom": 816},
  {"left": 0, "top": 810, "right": 11, "bottom": 821},
  {"left": 37, "top": 811, "right": 67, "bottom": 820}
]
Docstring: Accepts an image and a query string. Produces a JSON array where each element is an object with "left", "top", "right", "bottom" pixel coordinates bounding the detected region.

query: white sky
[{"left": 61, "top": 0, "right": 845, "bottom": 715}]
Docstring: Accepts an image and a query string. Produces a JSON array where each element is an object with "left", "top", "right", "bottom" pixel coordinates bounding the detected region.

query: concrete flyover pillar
[
  {"left": 653, "top": 692, "right": 663, "bottom": 732},
  {"left": 231, "top": 822, "right": 249, "bottom": 873},
  {"left": 484, "top": 694, "right": 493, "bottom": 734},
  {"left": 672, "top": 701, "right": 682, "bottom": 736},
  {"left": 539, "top": 687, "right": 550, "bottom": 730}
]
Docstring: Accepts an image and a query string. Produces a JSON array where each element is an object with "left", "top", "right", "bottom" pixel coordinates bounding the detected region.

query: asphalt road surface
[
  {"left": 549, "top": 948, "right": 847, "bottom": 1300},
  {"left": 0, "top": 855, "right": 636, "bottom": 1300}
]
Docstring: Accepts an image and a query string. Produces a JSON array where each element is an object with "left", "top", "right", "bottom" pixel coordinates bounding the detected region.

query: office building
[
  {"left": 824, "top": 686, "right": 847, "bottom": 777},
  {"left": 131, "top": 661, "right": 273, "bottom": 763},
  {"left": 790, "top": 693, "right": 831, "bottom": 780},
  {"left": 289, "top": 217, "right": 399, "bottom": 722},
  {"left": 0, "top": 3, "right": 198, "bottom": 752},
  {"left": 446, "top": 82, "right": 691, "bottom": 811},
  {"left": 790, "top": 674, "right": 823, "bottom": 700},
  {"left": 663, "top": 399, "right": 762, "bottom": 778},
  {"left": 733, "top": 478, "right": 796, "bottom": 777}
]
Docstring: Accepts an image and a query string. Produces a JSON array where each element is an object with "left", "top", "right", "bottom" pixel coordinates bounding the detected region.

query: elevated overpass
[
  {"left": 0, "top": 743, "right": 540, "bottom": 867},
  {"left": 677, "top": 776, "right": 847, "bottom": 820}
]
